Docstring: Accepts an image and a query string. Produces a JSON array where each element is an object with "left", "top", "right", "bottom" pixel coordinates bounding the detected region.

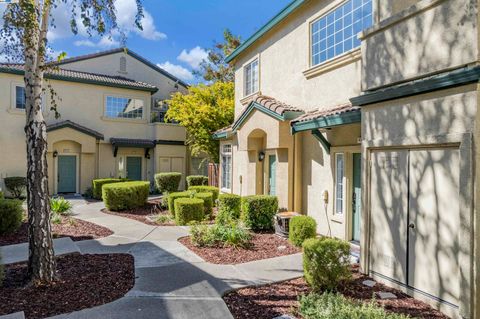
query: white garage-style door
[{"left": 369, "top": 147, "right": 460, "bottom": 307}]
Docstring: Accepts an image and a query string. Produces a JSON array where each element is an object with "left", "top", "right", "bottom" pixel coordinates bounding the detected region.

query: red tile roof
[
  {"left": 292, "top": 103, "right": 360, "bottom": 123},
  {"left": 254, "top": 95, "right": 304, "bottom": 115}
]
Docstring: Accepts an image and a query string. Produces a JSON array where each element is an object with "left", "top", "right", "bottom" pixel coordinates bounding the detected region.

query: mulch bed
[
  {"left": 0, "top": 217, "right": 113, "bottom": 246},
  {"left": 0, "top": 253, "right": 135, "bottom": 319},
  {"left": 223, "top": 265, "right": 449, "bottom": 319},
  {"left": 179, "top": 233, "right": 301, "bottom": 264}
]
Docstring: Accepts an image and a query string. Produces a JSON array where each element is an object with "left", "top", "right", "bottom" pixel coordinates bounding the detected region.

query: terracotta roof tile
[
  {"left": 213, "top": 124, "right": 233, "bottom": 135},
  {"left": 254, "top": 95, "right": 304, "bottom": 115},
  {"left": 292, "top": 103, "right": 360, "bottom": 123}
]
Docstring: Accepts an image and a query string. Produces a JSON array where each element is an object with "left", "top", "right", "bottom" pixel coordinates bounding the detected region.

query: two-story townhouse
[{"left": 214, "top": 0, "right": 478, "bottom": 318}]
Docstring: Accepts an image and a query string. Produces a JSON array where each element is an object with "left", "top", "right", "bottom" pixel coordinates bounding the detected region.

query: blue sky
[{"left": 1, "top": 0, "right": 292, "bottom": 83}]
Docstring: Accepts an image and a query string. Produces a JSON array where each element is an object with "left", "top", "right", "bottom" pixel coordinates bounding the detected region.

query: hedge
[
  {"left": 194, "top": 192, "right": 213, "bottom": 219},
  {"left": 167, "top": 191, "right": 191, "bottom": 214},
  {"left": 289, "top": 216, "right": 317, "bottom": 247},
  {"left": 241, "top": 195, "right": 278, "bottom": 231},
  {"left": 186, "top": 175, "right": 208, "bottom": 188},
  {"left": 188, "top": 186, "right": 219, "bottom": 203},
  {"left": 92, "top": 178, "right": 128, "bottom": 200},
  {"left": 174, "top": 198, "right": 204, "bottom": 225},
  {"left": 4, "top": 176, "right": 26, "bottom": 199},
  {"left": 303, "top": 237, "right": 351, "bottom": 292},
  {"left": 155, "top": 172, "right": 182, "bottom": 194},
  {"left": 102, "top": 181, "right": 150, "bottom": 211},
  {"left": 0, "top": 198, "right": 23, "bottom": 235},
  {"left": 216, "top": 194, "right": 241, "bottom": 225}
]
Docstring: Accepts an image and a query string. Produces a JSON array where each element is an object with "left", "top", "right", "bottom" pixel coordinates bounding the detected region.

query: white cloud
[
  {"left": 74, "top": 36, "right": 120, "bottom": 49},
  {"left": 114, "top": 0, "right": 166, "bottom": 40},
  {"left": 157, "top": 62, "right": 194, "bottom": 82},
  {"left": 177, "top": 46, "right": 208, "bottom": 69}
]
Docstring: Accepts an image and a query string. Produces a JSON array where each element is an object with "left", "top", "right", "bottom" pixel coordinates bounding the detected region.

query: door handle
[{"left": 408, "top": 223, "right": 415, "bottom": 230}]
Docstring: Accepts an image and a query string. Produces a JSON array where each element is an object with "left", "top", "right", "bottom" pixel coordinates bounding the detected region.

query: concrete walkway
[{"left": 7, "top": 198, "right": 303, "bottom": 319}]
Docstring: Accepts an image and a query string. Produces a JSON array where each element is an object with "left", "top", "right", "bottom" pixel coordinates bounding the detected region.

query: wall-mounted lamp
[
  {"left": 53, "top": 150, "right": 58, "bottom": 158},
  {"left": 258, "top": 151, "right": 265, "bottom": 162}
]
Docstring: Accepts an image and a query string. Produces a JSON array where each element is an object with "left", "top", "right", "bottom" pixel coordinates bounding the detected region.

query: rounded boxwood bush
[
  {"left": 216, "top": 194, "right": 241, "bottom": 225},
  {"left": 103, "top": 181, "right": 150, "bottom": 211},
  {"left": 174, "top": 198, "right": 204, "bottom": 226},
  {"left": 155, "top": 172, "right": 182, "bottom": 194},
  {"left": 241, "top": 195, "right": 278, "bottom": 231},
  {"left": 186, "top": 175, "right": 208, "bottom": 188},
  {"left": 92, "top": 178, "right": 128, "bottom": 200},
  {"left": 303, "top": 237, "right": 351, "bottom": 292},
  {"left": 168, "top": 191, "right": 191, "bottom": 214},
  {"left": 0, "top": 198, "right": 23, "bottom": 235},
  {"left": 188, "top": 186, "right": 219, "bottom": 203},
  {"left": 194, "top": 192, "right": 213, "bottom": 219},
  {"left": 4, "top": 176, "right": 26, "bottom": 199},
  {"left": 289, "top": 215, "right": 317, "bottom": 247}
]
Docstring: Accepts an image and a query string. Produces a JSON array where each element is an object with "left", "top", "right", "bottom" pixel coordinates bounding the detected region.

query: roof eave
[{"left": 291, "top": 110, "right": 361, "bottom": 134}]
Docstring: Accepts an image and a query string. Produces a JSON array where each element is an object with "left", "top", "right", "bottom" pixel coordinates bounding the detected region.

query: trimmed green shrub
[
  {"left": 50, "top": 197, "right": 73, "bottom": 216},
  {"left": 186, "top": 175, "right": 208, "bottom": 188},
  {"left": 303, "top": 237, "right": 351, "bottom": 292},
  {"left": 4, "top": 177, "right": 26, "bottom": 199},
  {"left": 174, "top": 198, "right": 204, "bottom": 225},
  {"left": 194, "top": 192, "right": 213, "bottom": 219},
  {"left": 92, "top": 178, "right": 127, "bottom": 200},
  {"left": 289, "top": 216, "right": 317, "bottom": 247},
  {"left": 241, "top": 195, "right": 278, "bottom": 231},
  {"left": 299, "top": 293, "right": 409, "bottom": 319},
  {"left": 167, "top": 191, "right": 192, "bottom": 214},
  {"left": 0, "top": 198, "right": 23, "bottom": 235},
  {"left": 103, "top": 181, "right": 150, "bottom": 211},
  {"left": 216, "top": 194, "right": 241, "bottom": 225},
  {"left": 188, "top": 186, "right": 219, "bottom": 203},
  {"left": 190, "top": 222, "right": 251, "bottom": 248},
  {"left": 155, "top": 172, "right": 182, "bottom": 194},
  {"left": 0, "top": 191, "right": 4, "bottom": 199}
]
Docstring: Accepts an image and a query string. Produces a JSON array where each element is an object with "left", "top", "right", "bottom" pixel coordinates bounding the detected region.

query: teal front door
[
  {"left": 58, "top": 155, "right": 77, "bottom": 193},
  {"left": 352, "top": 153, "right": 362, "bottom": 242},
  {"left": 268, "top": 155, "right": 277, "bottom": 195},
  {"left": 126, "top": 157, "right": 142, "bottom": 181}
]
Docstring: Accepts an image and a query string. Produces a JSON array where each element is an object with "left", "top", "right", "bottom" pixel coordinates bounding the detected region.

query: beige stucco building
[
  {"left": 0, "top": 48, "right": 205, "bottom": 196},
  {"left": 215, "top": 0, "right": 479, "bottom": 318}
]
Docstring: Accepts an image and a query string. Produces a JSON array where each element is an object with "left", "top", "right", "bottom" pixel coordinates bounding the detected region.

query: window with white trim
[
  {"left": 105, "top": 96, "right": 144, "bottom": 119},
  {"left": 15, "top": 86, "right": 26, "bottom": 109},
  {"left": 244, "top": 58, "right": 259, "bottom": 96},
  {"left": 311, "top": 0, "right": 372, "bottom": 66},
  {"left": 335, "top": 153, "right": 345, "bottom": 214},
  {"left": 221, "top": 144, "right": 232, "bottom": 190}
]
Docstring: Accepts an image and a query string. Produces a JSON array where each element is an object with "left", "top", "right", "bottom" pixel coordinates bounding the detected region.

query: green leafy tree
[
  {"left": 166, "top": 82, "right": 234, "bottom": 163},
  {"left": 194, "top": 29, "right": 241, "bottom": 83},
  {"left": 1, "top": 0, "right": 143, "bottom": 284}
]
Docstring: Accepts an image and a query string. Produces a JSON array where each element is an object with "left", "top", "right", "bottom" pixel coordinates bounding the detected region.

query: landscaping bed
[
  {"left": 0, "top": 253, "right": 134, "bottom": 319},
  {"left": 0, "top": 217, "right": 113, "bottom": 246},
  {"left": 179, "top": 232, "right": 300, "bottom": 264},
  {"left": 223, "top": 265, "right": 449, "bottom": 319}
]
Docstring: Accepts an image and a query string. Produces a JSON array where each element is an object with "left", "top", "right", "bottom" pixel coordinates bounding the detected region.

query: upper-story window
[
  {"left": 244, "top": 58, "right": 259, "bottom": 96},
  {"left": 311, "top": 0, "right": 372, "bottom": 66},
  {"left": 105, "top": 96, "right": 144, "bottom": 119},
  {"left": 15, "top": 86, "right": 26, "bottom": 109}
]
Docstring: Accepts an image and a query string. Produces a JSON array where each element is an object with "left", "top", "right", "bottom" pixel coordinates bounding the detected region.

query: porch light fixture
[
  {"left": 258, "top": 151, "right": 265, "bottom": 162},
  {"left": 53, "top": 150, "right": 58, "bottom": 158}
]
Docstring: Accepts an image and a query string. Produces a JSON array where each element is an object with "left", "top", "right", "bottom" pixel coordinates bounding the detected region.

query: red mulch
[
  {"left": 0, "top": 217, "right": 113, "bottom": 247},
  {"left": 179, "top": 233, "right": 301, "bottom": 264},
  {"left": 0, "top": 253, "right": 134, "bottom": 319},
  {"left": 223, "top": 265, "right": 449, "bottom": 319}
]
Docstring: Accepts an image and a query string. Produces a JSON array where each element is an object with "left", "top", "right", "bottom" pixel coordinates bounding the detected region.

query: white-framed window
[
  {"left": 221, "top": 144, "right": 232, "bottom": 190},
  {"left": 311, "top": 0, "right": 372, "bottom": 66},
  {"left": 335, "top": 153, "right": 345, "bottom": 214},
  {"left": 105, "top": 96, "right": 144, "bottom": 119},
  {"left": 15, "top": 86, "right": 26, "bottom": 109},
  {"left": 244, "top": 58, "right": 259, "bottom": 97}
]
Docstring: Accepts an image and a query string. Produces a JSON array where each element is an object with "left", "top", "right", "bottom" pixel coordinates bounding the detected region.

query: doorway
[
  {"left": 266, "top": 154, "right": 277, "bottom": 195},
  {"left": 126, "top": 156, "right": 142, "bottom": 181},
  {"left": 57, "top": 155, "right": 77, "bottom": 194}
]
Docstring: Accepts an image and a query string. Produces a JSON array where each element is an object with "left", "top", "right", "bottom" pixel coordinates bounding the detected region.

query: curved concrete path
[{"left": 46, "top": 198, "right": 303, "bottom": 319}]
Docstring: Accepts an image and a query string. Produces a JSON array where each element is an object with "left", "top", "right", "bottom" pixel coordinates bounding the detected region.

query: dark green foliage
[
  {"left": 190, "top": 222, "right": 251, "bottom": 248},
  {"left": 174, "top": 198, "right": 204, "bottom": 225},
  {"left": 188, "top": 186, "right": 219, "bottom": 203},
  {"left": 241, "top": 195, "right": 278, "bottom": 231},
  {"left": 102, "top": 181, "right": 150, "bottom": 211},
  {"left": 167, "top": 191, "right": 192, "bottom": 214},
  {"left": 4, "top": 176, "right": 26, "bottom": 199},
  {"left": 303, "top": 238, "right": 351, "bottom": 292},
  {"left": 216, "top": 194, "right": 241, "bottom": 225},
  {"left": 0, "top": 198, "right": 23, "bottom": 235},
  {"left": 194, "top": 192, "right": 213, "bottom": 219},
  {"left": 0, "top": 253, "right": 3, "bottom": 286},
  {"left": 83, "top": 187, "right": 93, "bottom": 199},
  {"left": 289, "top": 216, "right": 317, "bottom": 247},
  {"left": 186, "top": 175, "right": 208, "bottom": 188},
  {"left": 92, "top": 178, "right": 128, "bottom": 200},
  {"left": 0, "top": 191, "right": 4, "bottom": 199},
  {"left": 155, "top": 172, "right": 182, "bottom": 194}
]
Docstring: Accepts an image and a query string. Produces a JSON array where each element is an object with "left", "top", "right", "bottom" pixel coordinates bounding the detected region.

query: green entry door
[
  {"left": 58, "top": 155, "right": 77, "bottom": 193},
  {"left": 268, "top": 155, "right": 277, "bottom": 196},
  {"left": 126, "top": 157, "right": 142, "bottom": 181},
  {"left": 352, "top": 153, "right": 362, "bottom": 242}
]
